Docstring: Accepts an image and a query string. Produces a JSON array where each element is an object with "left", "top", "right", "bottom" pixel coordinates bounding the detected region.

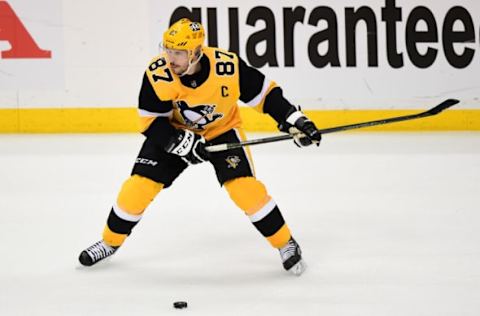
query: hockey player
[{"left": 79, "top": 18, "right": 321, "bottom": 275}]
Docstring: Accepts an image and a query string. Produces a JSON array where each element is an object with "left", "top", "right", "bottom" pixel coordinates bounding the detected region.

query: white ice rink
[{"left": 0, "top": 132, "right": 479, "bottom": 316}]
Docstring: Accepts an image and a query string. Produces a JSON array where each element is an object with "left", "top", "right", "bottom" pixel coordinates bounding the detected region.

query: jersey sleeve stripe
[
  {"left": 138, "top": 109, "right": 173, "bottom": 118},
  {"left": 243, "top": 78, "right": 271, "bottom": 107}
]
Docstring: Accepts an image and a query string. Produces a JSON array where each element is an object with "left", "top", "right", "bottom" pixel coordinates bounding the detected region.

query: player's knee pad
[
  {"left": 224, "top": 177, "right": 270, "bottom": 215},
  {"left": 117, "top": 175, "right": 163, "bottom": 215}
]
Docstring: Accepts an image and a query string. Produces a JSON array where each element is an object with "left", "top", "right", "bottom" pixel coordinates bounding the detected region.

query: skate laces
[
  {"left": 86, "top": 241, "right": 115, "bottom": 261},
  {"left": 279, "top": 239, "right": 298, "bottom": 262}
]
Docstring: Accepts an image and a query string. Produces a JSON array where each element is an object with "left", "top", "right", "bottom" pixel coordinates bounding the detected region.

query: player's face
[{"left": 165, "top": 49, "right": 190, "bottom": 75}]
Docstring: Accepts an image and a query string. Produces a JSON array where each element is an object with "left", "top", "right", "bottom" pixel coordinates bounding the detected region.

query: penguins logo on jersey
[{"left": 175, "top": 100, "right": 223, "bottom": 130}]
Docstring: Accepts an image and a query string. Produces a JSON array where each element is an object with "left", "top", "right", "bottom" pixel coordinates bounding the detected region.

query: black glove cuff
[{"left": 278, "top": 107, "right": 299, "bottom": 132}]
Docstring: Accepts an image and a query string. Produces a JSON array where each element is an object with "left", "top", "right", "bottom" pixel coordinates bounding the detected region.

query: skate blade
[{"left": 289, "top": 259, "right": 307, "bottom": 276}]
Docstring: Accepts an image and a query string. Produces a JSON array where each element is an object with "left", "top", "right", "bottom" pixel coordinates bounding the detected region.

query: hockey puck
[{"left": 173, "top": 301, "right": 188, "bottom": 309}]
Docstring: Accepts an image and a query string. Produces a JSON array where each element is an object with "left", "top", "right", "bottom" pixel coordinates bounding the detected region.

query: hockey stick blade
[
  {"left": 205, "top": 99, "right": 459, "bottom": 153},
  {"left": 424, "top": 98, "right": 459, "bottom": 115},
  {"left": 318, "top": 98, "right": 460, "bottom": 135}
]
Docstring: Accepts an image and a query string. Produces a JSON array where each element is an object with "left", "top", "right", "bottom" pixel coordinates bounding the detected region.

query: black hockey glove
[
  {"left": 165, "top": 129, "right": 210, "bottom": 164},
  {"left": 279, "top": 108, "right": 321, "bottom": 147}
]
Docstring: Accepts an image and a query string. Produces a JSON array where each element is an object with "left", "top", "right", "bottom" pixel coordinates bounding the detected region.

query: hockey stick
[{"left": 205, "top": 98, "right": 459, "bottom": 153}]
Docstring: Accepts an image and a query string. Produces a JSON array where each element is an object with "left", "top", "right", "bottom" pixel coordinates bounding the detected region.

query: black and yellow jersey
[{"left": 138, "top": 46, "right": 295, "bottom": 146}]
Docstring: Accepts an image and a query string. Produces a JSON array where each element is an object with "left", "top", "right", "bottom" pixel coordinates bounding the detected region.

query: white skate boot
[
  {"left": 79, "top": 240, "right": 118, "bottom": 266},
  {"left": 279, "top": 237, "right": 306, "bottom": 276}
]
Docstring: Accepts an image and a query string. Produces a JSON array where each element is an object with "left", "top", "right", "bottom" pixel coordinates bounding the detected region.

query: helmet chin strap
[{"left": 178, "top": 49, "right": 203, "bottom": 77}]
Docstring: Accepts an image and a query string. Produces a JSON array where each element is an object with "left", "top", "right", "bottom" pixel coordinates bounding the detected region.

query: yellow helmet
[{"left": 163, "top": 18, "right": 205, "bottom": 51}]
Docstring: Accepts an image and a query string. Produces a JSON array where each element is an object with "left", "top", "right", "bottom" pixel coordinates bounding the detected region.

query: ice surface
[{"left": 0, "top": 133, "right": 479, "bottom": 316}]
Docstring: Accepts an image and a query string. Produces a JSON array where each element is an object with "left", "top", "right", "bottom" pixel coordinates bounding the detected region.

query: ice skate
[
  {"left": 78, "top": 240, "right": 118, "bottom": 266},
  {"left": 279, "top": 237, "right": 306, "bottom": 276}
]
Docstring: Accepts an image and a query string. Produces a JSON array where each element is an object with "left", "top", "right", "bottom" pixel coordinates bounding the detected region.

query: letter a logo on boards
[{"left": 0, "top": 0, "right": 51, "bottom": 58}]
